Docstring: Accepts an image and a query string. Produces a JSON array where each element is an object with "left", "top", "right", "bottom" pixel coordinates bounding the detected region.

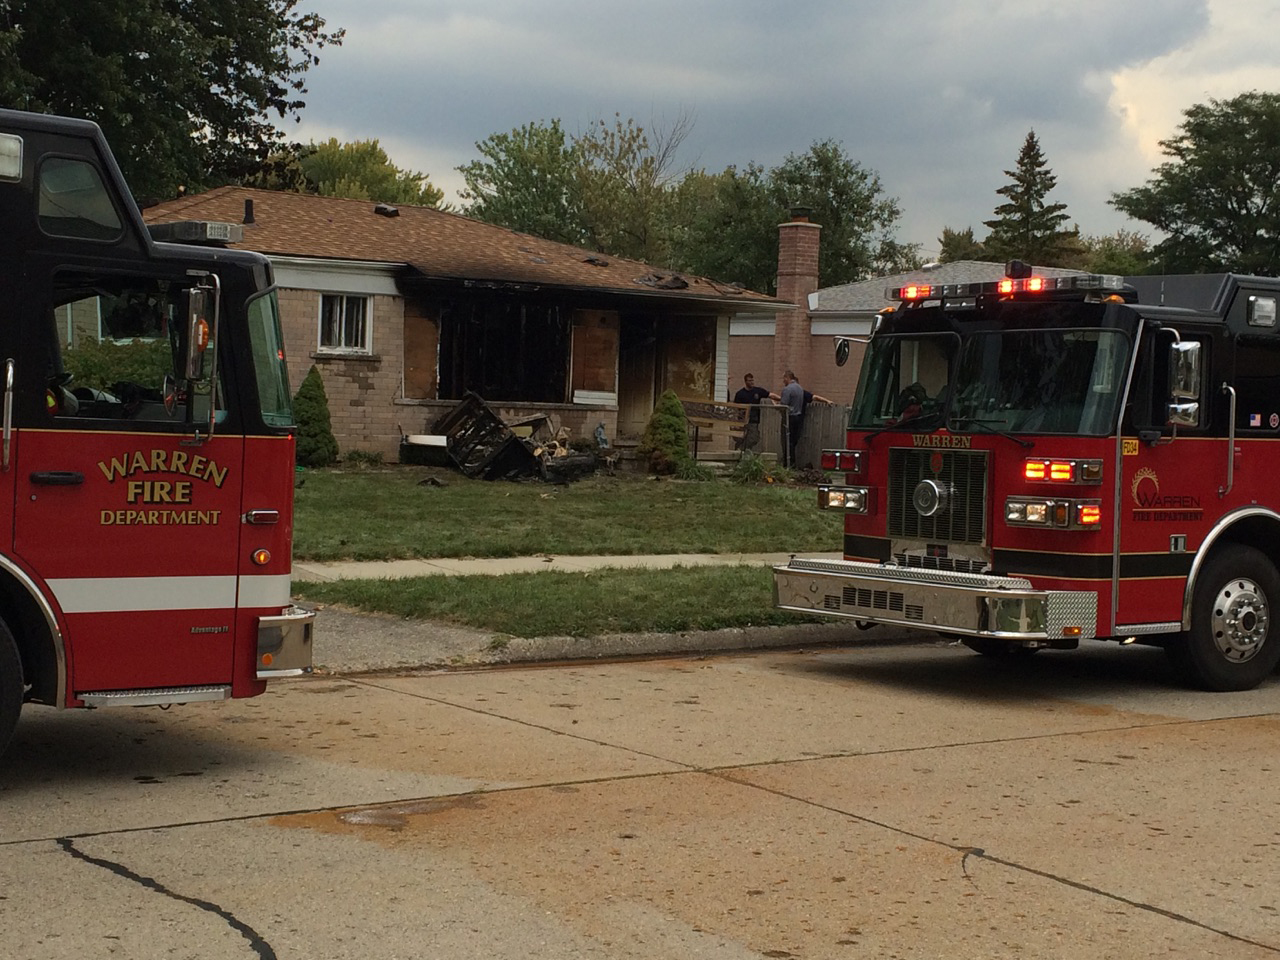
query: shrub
[
  {"left": 293, "top": 365, "right": 339, "bottom": 467},
  {"left": 344, "top": 449, "right": 385, "bottom": 468},
  {"left": 63, "top": 337, "right": 172, "bottom": 391},
  {"left": 636, "top": 390, "right": 690, "bottom": 475},
  {"left": 675, "top": 458, "right": 716, "bottom": 481}
]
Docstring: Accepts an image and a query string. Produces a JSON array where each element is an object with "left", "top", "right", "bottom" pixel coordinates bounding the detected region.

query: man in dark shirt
[{"left": 732, "top": 373, "right": 779, "bottom": 451}]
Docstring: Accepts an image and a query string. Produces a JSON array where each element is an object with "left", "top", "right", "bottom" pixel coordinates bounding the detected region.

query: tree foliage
[
  {"left": 1112, "top": 91, "right": 1280, "bottom": 274},
  {"left": 983, "top": 130, "right": 1078, "bottom": 266},
  {"left": 293, "top": 365, "right": 338, "bottom": 467},
  {"left": 1078, "top": 229, "right": 1155, "bottom": 276},
  {"left": 459, "top": 118, "right": 917, "bottom": 293},
  {"left": 665, "top": 164, "right": 780, "bottom": 292},
  {"left": 299, "top": 138, "right": 443, "bottom": 206},
  {"left": 0, "top": 0, "right": 343, "bottom": 202},
  {"left": 457, "top": 119, "right": 588, "bottom": 246},
  {"left": 937, "top": 226, "right": 991, "bottom": 263},
  {"left": 770, "top": 139, "right": 921, "bottom": 285}
]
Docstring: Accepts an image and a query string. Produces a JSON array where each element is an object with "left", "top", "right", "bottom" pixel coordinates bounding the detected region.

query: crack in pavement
[{"left": 56, "top": 838, "right": 276, "bottom": 960}]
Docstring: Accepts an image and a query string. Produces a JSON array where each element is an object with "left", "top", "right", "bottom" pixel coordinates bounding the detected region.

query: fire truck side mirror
[
  {"left": 1166, "top": 340, "right": 1202, "bottom": 428},
  {"left": 1169, "top": 340, "right": 1201, "bottom": 401},
  {"left": 185, "top": 287, "right": 213, "bottom": 381},
  {"left": 834, "top": 337, "right": 851, "bottom": 367}
]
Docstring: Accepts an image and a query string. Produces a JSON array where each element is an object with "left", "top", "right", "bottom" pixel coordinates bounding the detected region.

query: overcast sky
[{"left": 283, "top": 0, "right": 1280, "bottom": 262}]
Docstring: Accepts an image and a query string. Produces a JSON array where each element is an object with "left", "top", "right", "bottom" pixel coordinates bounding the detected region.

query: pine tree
[
  {"left": 293, "top": 365, "right": 339, "bottom": 467},
  {"left": 983, "top": 131, "right": 1078, "bottom": 266}
]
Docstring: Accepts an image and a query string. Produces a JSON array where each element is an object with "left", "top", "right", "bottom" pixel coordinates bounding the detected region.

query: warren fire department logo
[
  {"left": 95, "top": 448, "right": 226, "bottom": 527},
  {"left": 1131, "top": 467, "right": 1158, "bottom": 505},
  {"left": 1130, "top": 466, "right": 1203, "bottom": 522}
]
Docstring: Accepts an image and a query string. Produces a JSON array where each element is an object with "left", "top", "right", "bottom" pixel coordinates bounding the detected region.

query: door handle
[{"left": 30, "top": 471, "right": 85, "bottom": 485}]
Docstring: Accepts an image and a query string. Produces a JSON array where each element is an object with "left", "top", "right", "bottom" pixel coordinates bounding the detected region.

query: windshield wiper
[
  {"left": 862, "top": 410, "right": 944, "bottom": 443},
  {"left": 947, "top": 416, "right": 1035, "bottom": 448}
]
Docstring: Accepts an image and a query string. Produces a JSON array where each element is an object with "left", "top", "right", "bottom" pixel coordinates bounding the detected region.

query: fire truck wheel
[
  {"left": 0, "top": 620, "right": 22, "bottom": 759},
  {"left": 1169, "top": 544, "right": 1280, "bottom": 692},
  {"left": 960, "top": 638, "right": 1039, "bottom": 658}
]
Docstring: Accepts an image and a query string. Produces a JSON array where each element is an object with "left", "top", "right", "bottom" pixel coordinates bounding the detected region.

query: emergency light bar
[
  {"left": 888, "top": 273, "right": 1125, "bottom": 303},
  {"left": 147, "top": 220, "right": 244, "bottom": 246}
]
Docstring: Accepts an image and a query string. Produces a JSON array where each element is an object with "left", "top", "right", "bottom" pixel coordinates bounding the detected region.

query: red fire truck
[
  {"left": 774, "top": 263, "right": 1280, "bottom": 691},
  {"left": 0, "top": 109, "right": 314, "bottom": 758}
]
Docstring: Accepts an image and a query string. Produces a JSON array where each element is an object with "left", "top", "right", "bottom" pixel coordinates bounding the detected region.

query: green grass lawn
[
  {"left": 292, "top": 466, "right": 841, "bottom": 561},
  {"left": 295, "top": 564, "right": 826, "bottom": 638},
  {"left": 290, "top": 465, "right": 842, "bottom": 634}
]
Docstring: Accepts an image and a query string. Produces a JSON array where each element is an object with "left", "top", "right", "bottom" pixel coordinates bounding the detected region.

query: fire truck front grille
[
  {"left": 888, "top": 448, "right": 988, "bottom": 545},
  {"left": 826, "top": 585, "right": 925, "bottom": 622},
  {"left": 893, "top": 552, "right": 987, "bottom": 575}
]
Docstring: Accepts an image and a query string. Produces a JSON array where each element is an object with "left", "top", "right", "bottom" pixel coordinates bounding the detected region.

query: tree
[
  {"left": 668, "top": 143, "right": 919, "bottom": 293},
  {"left": 937, "top": 226, "right": 991, "bottom": 263},
  {"left": 1111, "top": 91, "right": 1280, "bottom": 274},
  {"left": 0, "top": 0, "right": 343, "bottom": 202},
  {"left": 299, "top": 139, "right": 443, "bottom": 206},
  {"left": 1079, "top": 229, "right": 1155, "bottom": 276},
  {"left": 575, "top": 112, "right": 692, "bottom": 263},
  {"left": 666, "top": 164, "right": 779, "bottom": 292},
  {"left": 457, "top": 119, "right": 589, "bottom": 246},
  {"left": 770, "top": 140, "right": 921, "bottom": 284},
  {"left": 983, "top": 130, "right": 1078, "bottom": 266}
]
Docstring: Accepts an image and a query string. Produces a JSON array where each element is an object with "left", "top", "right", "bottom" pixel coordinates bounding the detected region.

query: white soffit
[
  {"left": 269, "top": 256, "right": 403, "bottom": 296},
  {"left": 811, "top": 318, "right": 875, "bottom": 337}
]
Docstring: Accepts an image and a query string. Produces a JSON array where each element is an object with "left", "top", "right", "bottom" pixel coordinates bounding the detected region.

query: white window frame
[{"left": 318, "top": 293, "right": 372, "bottom": 355}]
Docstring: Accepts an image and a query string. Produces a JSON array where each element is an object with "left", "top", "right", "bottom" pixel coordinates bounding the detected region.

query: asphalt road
[{"left": 2, "top": 639, "right": 1278, "bottom": 959}]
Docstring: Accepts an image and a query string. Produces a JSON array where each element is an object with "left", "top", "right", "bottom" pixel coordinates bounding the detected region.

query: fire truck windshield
[{"left": 850, "top": 327, "right": 1130, "bottom": 437}]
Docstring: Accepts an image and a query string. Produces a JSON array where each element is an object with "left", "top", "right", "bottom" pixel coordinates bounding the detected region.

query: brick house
[{"left": 142, "top": 187, "right": 789, "bottom": 458}]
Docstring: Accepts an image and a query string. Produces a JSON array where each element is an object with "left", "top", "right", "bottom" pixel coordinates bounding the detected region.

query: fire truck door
[
  {"left": 1114, "top": 333, "right": 1214, "bottom": 632},
  {"left": 10, "top": 266, "right": 246, "bottom": 695}
]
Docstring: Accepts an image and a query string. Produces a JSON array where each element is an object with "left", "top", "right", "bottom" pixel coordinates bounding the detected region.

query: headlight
[
  {"left": 819, "top": 486, "right": 871, "bottom": 513},
  {"left": 1005, "top": 498, "right": 1101, "bottom": 530}
]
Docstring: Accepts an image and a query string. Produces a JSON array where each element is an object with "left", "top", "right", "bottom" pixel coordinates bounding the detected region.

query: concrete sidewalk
[
  {"left": 292, "top": 550, "right": 927, "bottom": 674},
  {"left": 293, "top": 551, "right": 845, "bottom": 582}
]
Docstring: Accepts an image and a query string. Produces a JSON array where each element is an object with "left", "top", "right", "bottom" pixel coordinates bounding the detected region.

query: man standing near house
[
  {"left": 732, "top": 373, "right": 779, "bottom": 451},
  {"left": 780, "top": 370, "right": 831, "bottom": 467}
]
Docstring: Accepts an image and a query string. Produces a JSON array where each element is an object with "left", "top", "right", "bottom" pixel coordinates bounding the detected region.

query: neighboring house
[
  {"left": 142, "top": 187, "right": 789, "bottom": 458},
  {"left": 729, "top": 249, "right": 1087, "bottom": 406}
]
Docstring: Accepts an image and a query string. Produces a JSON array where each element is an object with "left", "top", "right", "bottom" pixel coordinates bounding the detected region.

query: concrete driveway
[{"left": 1, "top": 639, "right": 1277, "bottom": 959}]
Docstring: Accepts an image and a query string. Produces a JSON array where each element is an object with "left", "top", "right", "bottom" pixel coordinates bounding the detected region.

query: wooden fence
[{"left": 680, "top": 398, "right": 849, "bottom": 468}]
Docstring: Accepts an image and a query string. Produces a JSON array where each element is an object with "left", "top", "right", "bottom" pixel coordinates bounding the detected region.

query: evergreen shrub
[
  {"left": 637, "top": 390, "right": 691, "bottom": 475},
  {"left": 293, "top": 365, "right": 339, "bottom": 467}
]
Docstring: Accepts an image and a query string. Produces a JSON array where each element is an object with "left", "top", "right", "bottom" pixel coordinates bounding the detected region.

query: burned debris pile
[{"left": 400, "top": 392, "right": 602, "bottom": 482}]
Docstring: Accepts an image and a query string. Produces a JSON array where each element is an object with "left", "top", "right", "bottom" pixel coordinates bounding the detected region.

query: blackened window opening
[{"left": 438, "top": 299, "right": 570, "bottom": 403}]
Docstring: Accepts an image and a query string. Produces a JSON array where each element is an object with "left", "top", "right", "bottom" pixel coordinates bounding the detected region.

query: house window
[{"left": 319, "top": 294, "right": 370, "bottom": 353}]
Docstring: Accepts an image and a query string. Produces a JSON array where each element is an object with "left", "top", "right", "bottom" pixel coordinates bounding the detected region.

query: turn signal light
[
  {"left": 1023, "top": 458, "right": 1103, "bottom": 484},
  {"left": 820, "top": 449, "right": 864, "bottom": 474},
  {"left": 252, "top": 548, "right": 271, "bottom": 566}
]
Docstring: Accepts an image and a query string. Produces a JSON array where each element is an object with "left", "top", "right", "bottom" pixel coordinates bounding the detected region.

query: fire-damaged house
[{"left": 142, "top": 187, "right": 789, "bottom": 458}]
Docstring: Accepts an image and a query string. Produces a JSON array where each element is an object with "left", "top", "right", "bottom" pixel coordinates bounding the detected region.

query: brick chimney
[{"left": 774, "top": 206, "right": 821, "bottom": 387}]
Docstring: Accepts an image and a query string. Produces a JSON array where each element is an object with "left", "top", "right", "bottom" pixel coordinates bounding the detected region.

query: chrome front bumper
[
  {"left": 256, "top": 604, "right": 316, "bottom": 678},
  {"left": 773, "top": 557, "right": 1097, "bottom": 642}
]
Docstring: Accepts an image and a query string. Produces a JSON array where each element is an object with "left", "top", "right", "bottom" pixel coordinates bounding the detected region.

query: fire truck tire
[
  {"left": 1169, "top": 544, "right": 1280, "bottom": 692},
  {"left": 960, "top": 638, "right": 1039, "bottom": 657},
  {"left": 0, "top": 620, "right": 22, "bottom": 759}
]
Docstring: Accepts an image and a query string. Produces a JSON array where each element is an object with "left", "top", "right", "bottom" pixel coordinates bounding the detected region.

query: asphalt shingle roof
[
  {"left": 144, "top": 187, "right": 781, "bottom": 307},
  {"left": 813, "top": 260, "right": 1087, "bottom": 313}
]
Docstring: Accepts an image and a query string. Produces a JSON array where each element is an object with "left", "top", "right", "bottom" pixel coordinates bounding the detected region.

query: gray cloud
[{"left": 291, "top": 0, "right": 1258, "bottom": 257}]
